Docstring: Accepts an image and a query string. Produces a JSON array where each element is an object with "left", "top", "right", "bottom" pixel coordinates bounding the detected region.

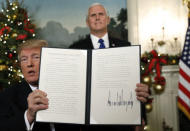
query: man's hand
[
  {"left": 26, "top": 89, "right": 49, "bottom": 124},
  {"left": 135, "top": 83, "right": 149, "bottom": 103}
]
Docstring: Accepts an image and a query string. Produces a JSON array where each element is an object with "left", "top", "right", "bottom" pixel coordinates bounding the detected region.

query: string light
[{"left": 17, "top": 22, "right": 22, "bottom": 26}]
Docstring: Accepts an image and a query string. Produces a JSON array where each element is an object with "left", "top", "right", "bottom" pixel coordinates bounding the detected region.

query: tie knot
[
  {"left": 98, "top": 39, "right": 105, "bottom": 49},
  {"left": 98, "top": 39, "right": 104, "bottom": 43}
]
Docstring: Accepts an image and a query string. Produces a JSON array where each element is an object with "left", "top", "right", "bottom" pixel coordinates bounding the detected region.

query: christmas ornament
[
  {"left": 0, "top": 65, "right": 7, "bottom": 71},
  {"left": 13, "top": 15, "right": 17, "bottom": 20},
  {"left": 12, "top": 33, "right": 17, "bottom": 38},
  {"left": 8, "top": 53, "right": 13, "bottom": 59},
  {"left": 145, "top": 98, "right": 153, "bottom": 113},
  {"left": 4, "top": 36, "right": 8, "bottom": 40},
  {"left": 142, "top": 75, "right": 152, "bottom": 85},
  {"left": 7, "top": 15, "right": 11, "bottom": 19},
  {"left": 13, "top": 1, "right": 18, "bottom": 7},
  {"left": 0, "top": 26, "right": 11, "bottom": 36},
  {"left": 171, "top": 59, "right": 176, "bottom": 64},
  {"left": 142, "top": 50, "right": 167, "bottom": 93},
  {"left": 153, "top": 84, "right": 165, "bottom": 94},
  {"left": 145, "top": 103, "right": 153, "bottom": 113},
  {"left": 16, "top": 34, "right": 27, "bottom": 40}
]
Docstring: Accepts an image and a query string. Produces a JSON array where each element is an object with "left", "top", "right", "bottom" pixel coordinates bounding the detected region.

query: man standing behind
[
  {"left": 70, "top": 3, "right": 130, "bottom": 50},
  {"left": 70, "top": 3, "right": 149, "bottom": 131}
]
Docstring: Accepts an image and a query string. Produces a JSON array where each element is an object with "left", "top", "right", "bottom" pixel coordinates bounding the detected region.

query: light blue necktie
[{"left": 98, "top": 39, "right": 105, "bottom": 49}]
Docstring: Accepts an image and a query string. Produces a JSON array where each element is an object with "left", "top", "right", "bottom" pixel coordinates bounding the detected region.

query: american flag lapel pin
[{"left": 112, "top": 43, "right": 115, "bottom": 47}]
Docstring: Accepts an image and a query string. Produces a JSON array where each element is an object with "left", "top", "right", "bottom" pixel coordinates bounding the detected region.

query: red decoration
[
  {"left": 23, "top": 14, "right": 35, "bottom": 34},
  {"left": 147, "top": 97, "right": 153, "bottom": 103},
  {"left": 16, "top": 34, "right": 27, "bottom": 40},
  {"left": 154, "top": 76, "right": 166, "bottom": 85},
  {"left": 8, "top": 53, "right": 13, "bottom": 59},
  {"left": 144, "top": 50, "right": 167, "bottom": 86},
  {"left": 0, "top": 26, "right": 11, "bottom": 36}
]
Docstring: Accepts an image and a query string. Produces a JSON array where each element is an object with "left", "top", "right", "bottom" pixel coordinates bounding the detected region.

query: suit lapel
[
  {"left": 109, "top": 36, "right": 116, "bottom": 48},
  {"left": 86, "top": 35, "right": 94, "bottom": 49},
  {"left": 18, "top": 80, "right": 33, "bottom": 110}
]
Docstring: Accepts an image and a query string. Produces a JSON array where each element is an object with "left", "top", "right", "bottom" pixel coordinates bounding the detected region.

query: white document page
[
  {"left": 36, "top": 48, "right": 87, "bottom": 124},
  {"left": 90, "top": 46, "right": 141, "bottom": 125}
]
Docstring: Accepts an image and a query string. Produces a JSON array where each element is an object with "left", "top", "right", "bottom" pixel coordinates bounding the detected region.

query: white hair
[{"left": 86, "top": 3, "right": 109, "bottom": 20}]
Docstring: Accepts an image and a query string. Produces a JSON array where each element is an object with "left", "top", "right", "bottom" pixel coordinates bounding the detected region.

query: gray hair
[{"left": 86, "top": 3, "right": 109, "bottom": 20}]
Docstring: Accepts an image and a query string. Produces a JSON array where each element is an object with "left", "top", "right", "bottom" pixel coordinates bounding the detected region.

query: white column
[{"left": 127, "top": 0, "right": 139, "bottom": 45}]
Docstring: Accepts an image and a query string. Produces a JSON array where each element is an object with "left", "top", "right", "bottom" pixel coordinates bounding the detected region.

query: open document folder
[{"left": 36, "top": 46, "right": 142, "bottom": 126}]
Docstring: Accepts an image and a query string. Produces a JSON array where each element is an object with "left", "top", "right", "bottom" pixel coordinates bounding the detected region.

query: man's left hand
[{"left": 135, "top": 83, "right": 149, "bottom": 103}]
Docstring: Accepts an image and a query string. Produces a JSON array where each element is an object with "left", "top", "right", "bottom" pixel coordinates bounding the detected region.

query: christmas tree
[{"left": 0, "top": 0, "right": 35, "bottom": 90}]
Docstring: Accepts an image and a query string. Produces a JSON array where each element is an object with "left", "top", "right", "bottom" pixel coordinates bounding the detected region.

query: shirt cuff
[{"left": 24, "top": 110, "right": 34, "bottom": 131}]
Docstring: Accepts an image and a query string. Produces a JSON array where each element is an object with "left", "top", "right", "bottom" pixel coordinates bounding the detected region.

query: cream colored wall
[
  {"left": 127, "top": 0, "right": 188, "bottom": 54},
  {"left": 127, "top": 1, "right": 183, "bottom": 130}
]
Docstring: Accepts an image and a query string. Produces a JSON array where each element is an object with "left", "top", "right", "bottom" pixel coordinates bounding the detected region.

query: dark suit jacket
[
  {"left": 69, "top": 35, "right": 131, "bottom": 49},
  {"left": 0, "top": 80, "right": 80, "bottom": 131}
]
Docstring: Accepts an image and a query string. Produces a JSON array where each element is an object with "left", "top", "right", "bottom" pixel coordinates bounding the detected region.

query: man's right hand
[{"left": 26, "top": 89, "right": 49, "bottom": 124}]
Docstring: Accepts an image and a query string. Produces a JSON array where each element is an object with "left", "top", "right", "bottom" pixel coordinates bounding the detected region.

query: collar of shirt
[
  {"left": 90, "top": 33, "right": 109, "bottom": 49},
  {"left": 29, "top": 84, "right": 38, "bottom": 91}
]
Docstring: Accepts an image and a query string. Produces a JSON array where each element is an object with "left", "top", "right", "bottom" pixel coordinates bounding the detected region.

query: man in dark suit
[
  {"left": 0, "top": 39, "right": 80, "bottom": 131},
  {"left": 70, "top": 2, "right": 149, "bottom": 103},
  {"left": 0, "top": 39, "right": 49, "bottom": 131},
  {"left": 70, "top": 3, "right": 149, "bottom": 131}
]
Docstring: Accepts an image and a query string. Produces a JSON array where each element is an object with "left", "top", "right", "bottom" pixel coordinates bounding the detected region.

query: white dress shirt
[{"left": 90, "top": 33, "right": 109, "bottom": 49}]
